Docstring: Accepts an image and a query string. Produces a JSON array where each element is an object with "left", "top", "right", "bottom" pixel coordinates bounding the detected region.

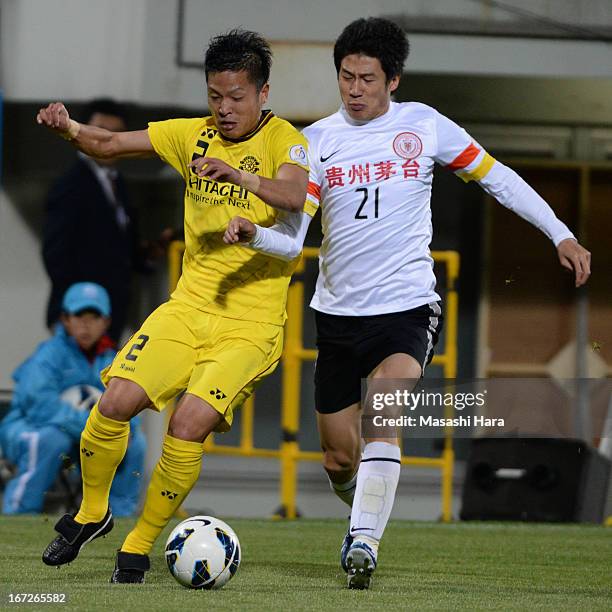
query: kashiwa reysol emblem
[{"left": 239, "top": 155, "right": 260, "bottom": 174}]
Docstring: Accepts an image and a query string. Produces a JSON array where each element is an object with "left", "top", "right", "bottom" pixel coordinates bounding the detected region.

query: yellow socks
[
  {"left": 75, "top": 404, "right": 130, "bottom": 524},
  {"left": 121, "top": 435, "right": 203, "bottom": 555}
]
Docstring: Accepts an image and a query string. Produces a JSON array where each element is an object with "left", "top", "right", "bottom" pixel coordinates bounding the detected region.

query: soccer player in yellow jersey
[{"left": 37, "top": 30, "right": 311, "bottom": 583}]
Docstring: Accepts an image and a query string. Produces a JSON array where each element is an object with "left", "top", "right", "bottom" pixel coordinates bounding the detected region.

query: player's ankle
[
  {"left": 74, "top": 509, "right": 107, "bottom": 524},
  {"left": 354, "top": 535, "right": 379, "bottom": 553}
]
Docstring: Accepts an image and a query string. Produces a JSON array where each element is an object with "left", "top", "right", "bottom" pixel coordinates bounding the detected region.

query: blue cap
[{"left": 62, "top": 282, "right": 111, "bottom": 317}]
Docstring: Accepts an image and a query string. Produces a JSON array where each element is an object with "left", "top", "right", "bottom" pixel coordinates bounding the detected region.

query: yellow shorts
[{"left": 102, "top": 299, "right": 283, "bottom": 431}]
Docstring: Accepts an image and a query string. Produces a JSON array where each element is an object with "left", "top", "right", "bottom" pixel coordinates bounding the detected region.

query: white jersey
[{"left": 303, "top": 102, "right": 574, "bottom": 316}]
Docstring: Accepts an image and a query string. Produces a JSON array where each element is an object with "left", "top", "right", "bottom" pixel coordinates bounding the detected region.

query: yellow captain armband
[
  {"left": 458, "top": 152, "right": 496, "bottom": 183},
  {"left": 303, "top": 200, "right": 318, "bottom": 217}
]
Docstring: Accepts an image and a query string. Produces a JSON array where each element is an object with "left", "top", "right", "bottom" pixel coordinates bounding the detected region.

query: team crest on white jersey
[{"left": 393, "top": 132, "right": 422, "bottom": 160}]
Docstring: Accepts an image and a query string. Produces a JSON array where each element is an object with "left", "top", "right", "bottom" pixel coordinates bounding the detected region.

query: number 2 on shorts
[{"left": 126, "top": 334, "right": 150, "bottom": 362}]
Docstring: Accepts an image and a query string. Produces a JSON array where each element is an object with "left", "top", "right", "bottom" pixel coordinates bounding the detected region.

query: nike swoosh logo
[
  {"left": 351, "top": 527, "right": 374, "bottom": 532},
  {"left": 320, "top": 150, "right": 340, "bottom": 163}
]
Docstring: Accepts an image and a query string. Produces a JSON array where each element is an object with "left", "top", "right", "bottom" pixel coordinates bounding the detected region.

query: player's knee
[
  {"left": 168, "top": 412, "right": 214, "bottom": 443},
  {"left": 322, "top": 448, "right": 358, "bottom": 478},
  {"left": 167, "top": 418, "right": 199, "bottom": 442},
  {"left": 98, "top": 392, "right": 130, "bottom": 421},
  {"left": 168, "top": 395, "right": 222, "bottom": 443},
  {"left": 371, "top": 352, "right": 422, "bottom": 380},
  {"left": 98, "top": 379, "right": 149, "bottom": 421}
]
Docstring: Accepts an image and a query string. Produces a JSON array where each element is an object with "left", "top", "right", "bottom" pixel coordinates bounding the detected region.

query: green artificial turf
[{"left": 1, "top": 516, "right": 610, "bottom": 611}]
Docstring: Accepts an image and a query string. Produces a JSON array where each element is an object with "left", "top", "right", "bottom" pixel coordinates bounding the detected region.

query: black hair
[
  {"left": 82, "top": 98, "right": 128, "bottom": 124},
  {"left": 204, "top": 29, "right": 272, "bottom": 90},
  {"left": 334, "top": 18, "right": 409, "bottom": 82}
]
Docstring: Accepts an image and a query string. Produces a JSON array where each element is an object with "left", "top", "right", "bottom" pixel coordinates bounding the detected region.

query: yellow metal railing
[{"left": 168, "top": 241, "right": 460, "bottom": 521}]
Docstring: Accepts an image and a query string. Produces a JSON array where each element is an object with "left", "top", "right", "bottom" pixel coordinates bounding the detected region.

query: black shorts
[{"left": 314, "top": 302, "right": 443, "bottom": 414}]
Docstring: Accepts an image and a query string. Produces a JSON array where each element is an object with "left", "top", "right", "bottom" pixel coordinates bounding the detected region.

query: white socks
[
  {"left": 349, "top": 441, "right": 401, "bottom": 547},
  {"left": 329, "top": 471, "right": 357, "bottom": 507}
]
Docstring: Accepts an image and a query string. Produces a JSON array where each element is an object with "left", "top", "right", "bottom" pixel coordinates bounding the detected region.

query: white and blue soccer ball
[{"left": 165, "top": 515, "right": 241, "bottom": 589}]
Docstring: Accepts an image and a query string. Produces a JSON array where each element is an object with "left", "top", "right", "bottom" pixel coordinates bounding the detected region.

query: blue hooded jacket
[{"left": 1, "top": 325, "right": 134, "bottom": 440}]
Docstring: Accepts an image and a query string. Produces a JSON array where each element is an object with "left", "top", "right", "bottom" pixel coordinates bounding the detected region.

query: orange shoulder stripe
[
  {"left": 447, "top": 143, "right": 481, "bottom": 171},
  {"left": 307, "top": 181, "right": 321, "bottom": 200}
]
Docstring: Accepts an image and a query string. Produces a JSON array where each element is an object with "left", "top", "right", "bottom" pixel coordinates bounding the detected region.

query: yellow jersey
[{"left": 148, "top": 111, "right": 312, "bottom": 326}]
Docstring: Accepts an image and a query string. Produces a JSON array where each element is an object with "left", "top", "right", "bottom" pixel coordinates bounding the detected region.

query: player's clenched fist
[
  {"left": 189, "top": 156, "right": 241, "bottom": 183},
  {"left": 223, "top": 216, "right": 256, "bottom": 245},
  {"left": 36, "top": 102, "right": 80, "bottom": 139}
]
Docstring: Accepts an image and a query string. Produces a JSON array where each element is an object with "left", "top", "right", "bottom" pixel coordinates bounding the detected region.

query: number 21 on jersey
[{"left": 354, "top": 186, "right": 380, "bottom": 220}]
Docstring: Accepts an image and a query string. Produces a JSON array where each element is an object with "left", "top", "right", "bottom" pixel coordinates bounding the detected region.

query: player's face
[
  {"left": 207, "top": 70, "right": 269, "bottom": 138},
  {"left": 338, "top": 54, "right": 400, "bottom": 122},
  {"left": 62, "top": 312, "right": 110, "bottom": 352}
]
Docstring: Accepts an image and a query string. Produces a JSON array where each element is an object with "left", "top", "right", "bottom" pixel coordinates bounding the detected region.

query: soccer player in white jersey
[{"left": 223, "top": 17, "right": 591, "bottom": 589}]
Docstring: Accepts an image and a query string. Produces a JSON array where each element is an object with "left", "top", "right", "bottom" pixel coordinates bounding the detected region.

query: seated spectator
[{"left": 0, "top": 282, "right": 146, "bottom": 515}]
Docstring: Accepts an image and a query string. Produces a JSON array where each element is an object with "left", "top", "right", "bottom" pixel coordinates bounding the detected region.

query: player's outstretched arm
[
  {"left": 189, "top": 157, "right": 308, "bottom": 213},
  {"left": 557, "top": 238, "right": 591, "bottom": 287},
  {"left": 434, "top": 111, "right": 592, "bottom": 288},
  {"left": 475, "top": 162, "right": 593, "bottom": 287},
  {"left": 223, "top": 211, "right": 312, "bottom": 261},
  {"left": 36, "top": 102, "right": 157, "bottom": 159}
]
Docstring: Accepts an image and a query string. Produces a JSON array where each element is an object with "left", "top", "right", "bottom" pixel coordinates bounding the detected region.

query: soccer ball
[
  {"left": 165, "top": 516, "right": 241, "bottom": 589},
  {"left": 60, "top": 384, "right": 102, "bottom": 411}
]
